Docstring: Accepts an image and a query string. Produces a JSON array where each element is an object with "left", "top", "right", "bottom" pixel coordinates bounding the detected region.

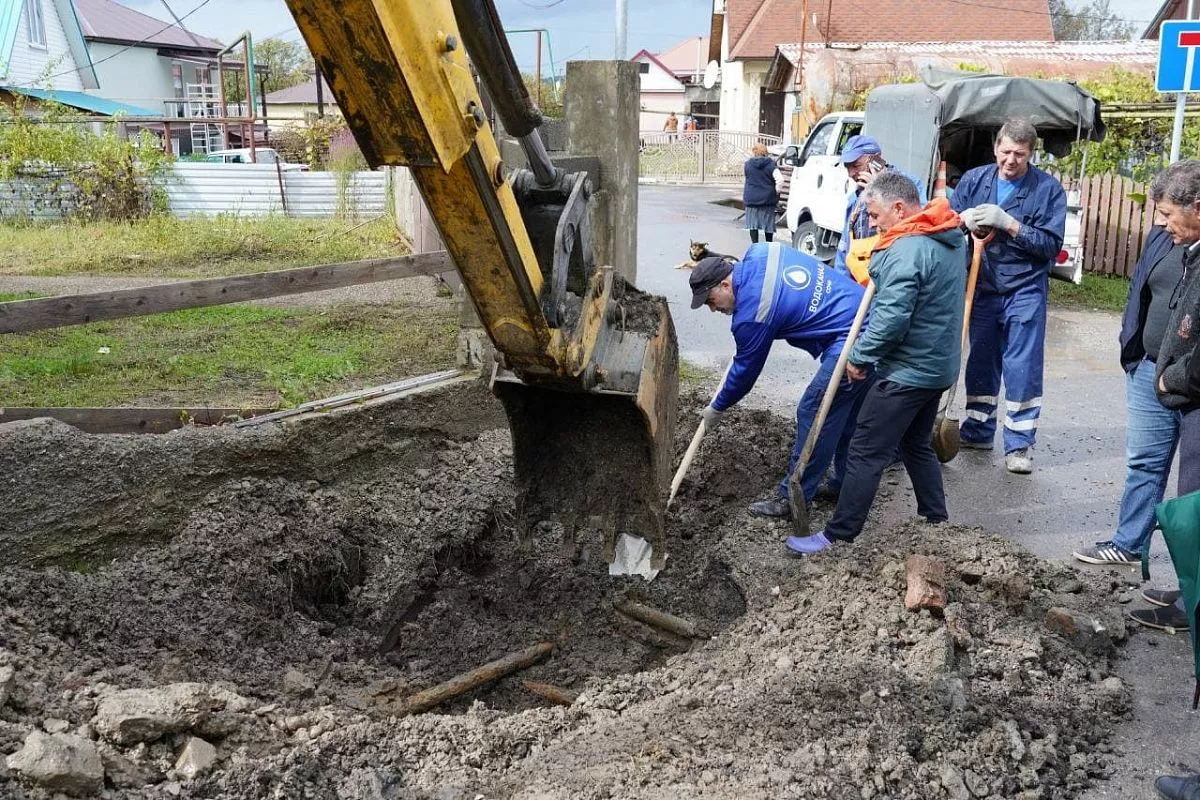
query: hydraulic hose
[{"left": 449, "top": 0, "right": 557, "bottom": 185}]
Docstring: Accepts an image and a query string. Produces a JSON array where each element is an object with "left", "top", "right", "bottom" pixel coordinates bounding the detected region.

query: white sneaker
[{"left": 1005, "top": 448, "right": 1033, "bottom": 474}]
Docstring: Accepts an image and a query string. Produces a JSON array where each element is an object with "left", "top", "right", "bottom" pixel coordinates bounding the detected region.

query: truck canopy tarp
[{"left": 862, "top": 68, "right": 1105, "bottom": 190}]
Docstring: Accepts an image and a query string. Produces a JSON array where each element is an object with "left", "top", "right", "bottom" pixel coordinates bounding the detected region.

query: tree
[
  {"left": 1049, "top": 0, "right": 1136, "bottom": 41},
  {"left": 255, "top": 37, "right": 315, "bottom": 95}
]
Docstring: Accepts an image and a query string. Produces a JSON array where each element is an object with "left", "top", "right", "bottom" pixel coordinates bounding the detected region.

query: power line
[
  {"left": 13, "top": 0, "right": 217, "bottom": 89},
  {"left": 938, "top": 0, "right": 1150, "bottom": 25},
  {"left": 516, "top": 0, "right": 570, "bottom": 7}
]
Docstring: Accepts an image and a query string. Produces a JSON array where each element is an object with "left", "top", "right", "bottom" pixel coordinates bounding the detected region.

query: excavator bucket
[{"left": 493, "top": 284, "right": 678, "bottom": 570}]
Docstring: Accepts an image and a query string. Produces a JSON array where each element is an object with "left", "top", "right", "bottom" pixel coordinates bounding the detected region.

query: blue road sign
[{"left": 1158, "top": 21, "right": 1200, "bottom": 93}]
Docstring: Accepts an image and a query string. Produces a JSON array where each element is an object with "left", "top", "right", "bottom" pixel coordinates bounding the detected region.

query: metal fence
[
  {"left": 164, "top": 163, "right": 389, "bottom": 218},
  {"left": 0, "top": 163, "right": 391, "bottom": 221},
  {"left": 639, "top": 130, "right": 783, "bottom": 185}
]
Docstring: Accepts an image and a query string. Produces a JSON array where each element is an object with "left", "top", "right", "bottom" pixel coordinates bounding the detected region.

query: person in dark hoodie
[
  {"left": 785, "top": 172, "right": 967, "bottom": 555},
  {"left": 1142, "top": 161, "right": 1200, "bottom": 641},
  {"left": 743, "top": 143, "right": 783, "bottom": 244}
]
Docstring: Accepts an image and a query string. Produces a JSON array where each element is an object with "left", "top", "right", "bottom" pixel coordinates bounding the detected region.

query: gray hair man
[
  {"left": 951, "top": 118, "right": 1067, "bottom": 474},
  {"left": 786, "top": 172, "right": 967, "bottom": 555}
]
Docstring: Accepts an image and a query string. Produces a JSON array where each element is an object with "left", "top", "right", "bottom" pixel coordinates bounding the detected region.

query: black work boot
[
  {"left": 748, "top": 498, "right": 791, "bottom": 518},
  {"left": 1156, "top": 774, "right": 1200, "bottom": 800},
  {"left": 1129, "top": 604, "right": 1189, "bottom": 633}
]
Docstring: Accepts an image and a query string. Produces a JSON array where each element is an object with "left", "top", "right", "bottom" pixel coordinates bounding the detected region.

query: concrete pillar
[{"left": 564, "top": 60, "right": 640, "bottom": 285}]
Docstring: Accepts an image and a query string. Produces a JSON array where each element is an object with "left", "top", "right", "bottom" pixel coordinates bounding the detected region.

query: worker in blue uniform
[
  {"left": 689, "top": 244, "right": 870, "bottom": 516},
  {"left": 951, "top": 118, "right": 1067, "bottom": 474}
]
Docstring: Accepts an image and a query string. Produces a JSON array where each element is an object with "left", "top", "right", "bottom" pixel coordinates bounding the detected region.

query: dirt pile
[{"left": 0, "top": 381, "right": 1131, "bottom": 799}]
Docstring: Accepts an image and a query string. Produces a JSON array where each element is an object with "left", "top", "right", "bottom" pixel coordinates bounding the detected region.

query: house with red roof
[
  {"left": 710, "top": 0, "right": 1056, "bottom": 137},
  {"left": 631, "top": 36, "right": 719, "bottom": 132}
]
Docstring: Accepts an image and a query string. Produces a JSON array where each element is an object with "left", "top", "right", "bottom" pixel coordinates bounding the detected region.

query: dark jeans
[
  {"left": 1180, "top": 409, "right": 1200, "bottom": 496},
  {"left": 826, "top": 378, "right": 949, "bottom": 542}
]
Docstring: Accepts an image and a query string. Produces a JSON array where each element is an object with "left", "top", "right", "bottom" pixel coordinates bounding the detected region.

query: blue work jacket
[
  {"left": 950, "top": 164, "right": 1066, "bottom": 295},
  {"left": 713, "top": 242, "right": 865, "bottom": 411},
  {"left": 1119, "top": 226, "right": 1176, "bottom": 373}
]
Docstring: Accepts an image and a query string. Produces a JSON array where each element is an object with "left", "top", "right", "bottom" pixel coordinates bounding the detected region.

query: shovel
[
  {"left": 787, "top": 280, "right": 877, "bottom": 536},
  {"left": 667, "top": 362, "right": 736, "bottom": 508},
  {"left": 932, "top": 229, "right": 992, "bottom": 463}
]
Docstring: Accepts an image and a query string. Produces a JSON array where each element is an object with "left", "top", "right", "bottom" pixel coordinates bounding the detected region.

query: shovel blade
[
  {"left": 788, "top": 488, "right": 810, "bottom": 537},
  {"left": 932, "top": 414, "right": 961, "bottom": 463}
]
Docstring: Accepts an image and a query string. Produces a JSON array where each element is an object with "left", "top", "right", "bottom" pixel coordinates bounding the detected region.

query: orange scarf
[{"left": 873, "top": 198, "right": 962, "bottom": 253}]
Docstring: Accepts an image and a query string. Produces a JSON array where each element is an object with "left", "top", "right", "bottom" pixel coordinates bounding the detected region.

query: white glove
[
  {"left": 959, "top": 206, "right": 985, "bottom": 232},
  {"left": 969, "top": 204, "right": 1018, "bottom": 233},
  {"left": 700, "top": 405, "right": 724, "bottom": 428}
]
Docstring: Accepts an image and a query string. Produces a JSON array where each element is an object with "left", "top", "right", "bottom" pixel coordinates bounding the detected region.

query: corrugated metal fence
[
  {"left": 0, "top": 163, "right": 390, "bottom": 220},
  {"left": 164, "top": 163, "right": 389, "bottom": 218}
]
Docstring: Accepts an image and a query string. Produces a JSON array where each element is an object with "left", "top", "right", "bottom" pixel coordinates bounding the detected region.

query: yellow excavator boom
[{"left": 284, "top": 0, "right": 678, "bottom": 566}]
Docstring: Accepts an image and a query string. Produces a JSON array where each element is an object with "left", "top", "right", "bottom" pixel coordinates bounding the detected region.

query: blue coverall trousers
[{"left": 961, "top": 281, "right": 1047, "bottom": 454}]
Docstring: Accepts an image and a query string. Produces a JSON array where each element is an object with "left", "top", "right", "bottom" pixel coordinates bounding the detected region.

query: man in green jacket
[{"left": 787, "top": 172, "right": 967, "bottom": 554}]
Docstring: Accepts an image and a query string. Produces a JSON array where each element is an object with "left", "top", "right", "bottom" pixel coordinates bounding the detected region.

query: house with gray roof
[{"left": 263, "top": 74, "right": 339, "bottom": 128}]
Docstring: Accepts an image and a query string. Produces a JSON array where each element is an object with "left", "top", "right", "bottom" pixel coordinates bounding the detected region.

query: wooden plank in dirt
[
  {"left": 0, "top": 250, "right": 454, "bottom": 334},
  {"left": 0, "top": 407, "right": 270, "bottom": 434}
]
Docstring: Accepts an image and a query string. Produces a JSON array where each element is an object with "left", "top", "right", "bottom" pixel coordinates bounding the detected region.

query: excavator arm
[{"left": 284, "top": 0, "right": 678, "bottom": 566}]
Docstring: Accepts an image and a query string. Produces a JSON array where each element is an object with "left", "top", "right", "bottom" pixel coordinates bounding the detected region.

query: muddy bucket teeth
[{"left": 492, "top": 302, "right": 678, "bottom": 569}]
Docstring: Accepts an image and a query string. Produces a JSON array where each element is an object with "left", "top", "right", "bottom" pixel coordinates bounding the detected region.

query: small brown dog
[{"left": 676, "top": 240, "right": 731, "bottom": 269}]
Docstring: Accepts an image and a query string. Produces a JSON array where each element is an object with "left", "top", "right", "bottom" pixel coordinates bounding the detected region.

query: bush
[{"left": 0, "top": 97, "right": 173, "bottom": 222}]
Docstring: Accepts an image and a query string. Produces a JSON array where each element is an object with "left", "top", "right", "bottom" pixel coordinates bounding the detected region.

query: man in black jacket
[
  {"left": 1096, "top": 160, "right": 1200, "bottom": 634},
  {"left": 1071, "top": 221, "right": 1179, "bottom": 576}
]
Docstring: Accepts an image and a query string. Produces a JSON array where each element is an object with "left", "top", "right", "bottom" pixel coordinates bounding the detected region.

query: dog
[{"left": 676, "top": 240, "right": 732, "bottom": 269}]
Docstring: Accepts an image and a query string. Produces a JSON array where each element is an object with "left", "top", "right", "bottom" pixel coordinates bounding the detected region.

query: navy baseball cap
[
  {"left": 841, "top": 135, "right": 882, "bottom": 164},
  {"left": 689, "top": 256, "right": 734, "bottom": 309}
]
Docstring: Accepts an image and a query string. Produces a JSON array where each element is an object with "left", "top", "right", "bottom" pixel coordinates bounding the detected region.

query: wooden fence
[{"left": 1072, "top": 172, "right": 1155, "bottom": 280}]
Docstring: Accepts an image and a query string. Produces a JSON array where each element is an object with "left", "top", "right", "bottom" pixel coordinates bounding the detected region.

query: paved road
[{"left": 636, "top": 184, "right": 1198, "bottom": 798}]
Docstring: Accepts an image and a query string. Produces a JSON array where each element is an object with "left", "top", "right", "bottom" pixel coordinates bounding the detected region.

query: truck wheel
[{"left": 792, "top": 220, "right": 834, "bottom": 263}]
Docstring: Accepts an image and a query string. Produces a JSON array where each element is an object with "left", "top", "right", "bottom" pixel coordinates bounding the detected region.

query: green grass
[
  {"left": 0, "top": 215, "right": 405, "bottom": 278},
  {"left": 679, "top": 358, "right": 712, "bottom": 388},
  {"left": 0, "top": 300, "right": 457, "bottom": 408},
  {"left": 1049, "top": 273, "right": 1131, "bottom": 313}
]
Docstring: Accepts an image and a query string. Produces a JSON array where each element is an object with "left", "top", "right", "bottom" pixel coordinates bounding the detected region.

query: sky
[{"left": 117, "top": 0, "right": 1162, "bottom": 75}]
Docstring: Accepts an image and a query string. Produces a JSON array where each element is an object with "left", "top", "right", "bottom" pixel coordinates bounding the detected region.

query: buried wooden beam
[
  {"left": 614, "top": 599, "right": 707, "bottom": 640},
  {"left": 521, "top": 680, "right": 579, "bottom": 706},
  {"left": 401, "top": 643, "right": 553, "bottom": 715},
  {"left": 0, "top": 250, "right": 454, "bottom": 334}
]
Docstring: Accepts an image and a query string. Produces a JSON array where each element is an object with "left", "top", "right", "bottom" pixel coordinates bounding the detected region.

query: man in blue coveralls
[
  {"left": 689, "top": 245, "right": 870, "bottom": 517},
  {"left": 952, "top": 119, "right": 1067, "bottom": 474}
]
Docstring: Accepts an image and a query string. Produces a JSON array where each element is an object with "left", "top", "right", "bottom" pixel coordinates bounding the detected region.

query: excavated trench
[{"left": 0, "top": 378, "right": 1136, "bottom": 799}]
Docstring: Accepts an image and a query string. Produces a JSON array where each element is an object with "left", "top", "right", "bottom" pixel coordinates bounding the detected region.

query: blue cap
[{"left": 841, "top": 135, "right": 882, "bottom": 164}]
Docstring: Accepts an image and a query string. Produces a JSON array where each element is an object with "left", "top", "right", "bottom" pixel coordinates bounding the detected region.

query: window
[
  {"left": 799, "top": 120, "right": 835, "bottom": 166},
  {"left": 25, "top": 0, "right": 46, "bottom": 48},
  {"left": 638, "top": 62, "right": 650, "bottom": 74}
]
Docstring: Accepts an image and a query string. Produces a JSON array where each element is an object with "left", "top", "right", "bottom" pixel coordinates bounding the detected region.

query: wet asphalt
[{"left": 635, "top": 184, "right": 1199, "bottom": 798}]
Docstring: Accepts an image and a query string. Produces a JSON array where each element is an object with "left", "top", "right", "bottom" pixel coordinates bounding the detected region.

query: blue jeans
[
  {"left": 778, "top": 348, "right": 871, "bottom": 502},
  {"left": 1111, "top": 359, "right": 1181, "bottom": 554}
]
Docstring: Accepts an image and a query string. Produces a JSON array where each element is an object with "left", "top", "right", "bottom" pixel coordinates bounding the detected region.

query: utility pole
[
  {"left": 1171, "top": 0, "right": 1199, "bottom": 162},
  {"left": 536, "top": 29, "right": 543, "bottom": 106},
  {"left": 615, "top": 0, "right": 627, "bottom": 59}
]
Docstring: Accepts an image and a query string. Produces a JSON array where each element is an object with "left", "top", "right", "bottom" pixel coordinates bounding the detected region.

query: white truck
[{"left": 779, "top": 70, "right": 1102, "bottom": 283}]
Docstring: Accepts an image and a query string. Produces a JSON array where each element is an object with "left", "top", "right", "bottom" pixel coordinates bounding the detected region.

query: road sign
[{"left": 1158, "top": 21, "right": 1200, "bottom": 93}]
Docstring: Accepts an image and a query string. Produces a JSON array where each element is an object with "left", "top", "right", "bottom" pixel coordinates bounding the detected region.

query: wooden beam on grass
[
  {"left": 0, "top": 250, "right": 455, "bottom": 334},
  {"left": 0, "top": 407, "right": 271, "bottom": 434}
]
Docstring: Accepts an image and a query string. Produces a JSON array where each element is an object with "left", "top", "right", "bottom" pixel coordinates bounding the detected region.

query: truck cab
[{"left": 781, "top": 112, "right": 862, "bottom": 261}]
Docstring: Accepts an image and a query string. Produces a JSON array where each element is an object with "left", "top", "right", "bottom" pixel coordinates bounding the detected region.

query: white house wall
[
  {"left": 639, "top": 92, "right": 687, "bottom": 132},
  {"left": 6, "top": 0, "right": 84, "bottom": 90},
  {"left": 719, "top": 58, "right": 769, "bottom": 133},
  {"left": 84, "top": 42, "right": 177, "bottom": 114}
]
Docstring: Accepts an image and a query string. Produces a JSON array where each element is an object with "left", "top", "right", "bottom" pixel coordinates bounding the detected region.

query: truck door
[{"left": 785, "top": 117, "right": 836, "bottom": 231}]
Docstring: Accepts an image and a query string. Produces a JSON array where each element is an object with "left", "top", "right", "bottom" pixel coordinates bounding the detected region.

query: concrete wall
[
  {"left": 6, "top": 0, "right": 84, "bottom": 90},
  {"left": 565, "top": 60, "right": 640, "bottom": 285},
  {"left": 85, "top": 43, "right": 175, "bottom": 113}
]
